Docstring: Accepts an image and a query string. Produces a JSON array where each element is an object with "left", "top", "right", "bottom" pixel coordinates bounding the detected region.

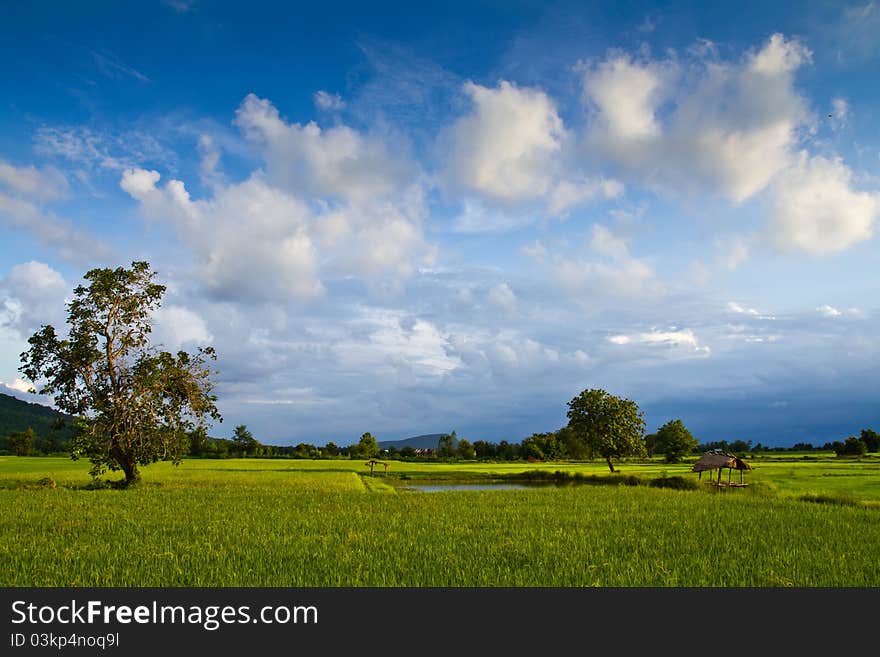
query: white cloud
[
  {"left": 582, "top": 54, "right": 666, "bottom": 140},
  {"left": 314, "top": 90, "right": 346, "bottom": 111},
  {"left": 443, "top": 80, "right": 565, "bottom": 203},
  {"left": 546, "top": 177, "right": 623, "bottom": 216},
  {"left": 92, "top": 50, "right": 151, "bottom": 83},
  {"left": 715, "top": 236, "right": 751, "bottom": 270},
  {"left": 4, "top": 378, "right": 33, "bottom": 394},
  {"left": 152, "top": 304, "right": 213, "bottom": 349},
  {"left": 451, "top": 199, "right": 531, "bottom": 233},
  {"left": 0, "top": 160, "right": 68, "bottom": 202},
  {"left": 607, "top": 328, "right": 710, "bottom": 354},
  {"left": 582, "top": 33, "right": 812, "bottom": 204},
  {"left": 816, "top": 304, "right": 842, "bottom": 317},
  {"left": 197, "top": 134, "right": 223, "bottom": 187},
  {"left": 727, "top": 301, "right": 760, "bottom": 316},
  {"left": 521, "top": 240, "right": 546, "bottom": 260},
  {"left": 831, "top": 97, "right": 849, "bottom": 130},
  {"left": 487, "top": 283, "right": 517, "bottom": 313},
  {"left": 234, "top": 93, "right": 414, "bottom": 203},
  {"left": 555, "top": 224, "right": 659, "bottom": 298},
  {"left": 0, "top": 193, "right": 109, "bottom": 262},
  {"left": 121, "top": 168, "right": 323, "bottom": 302},
  {"left": 334, "top": 311, "right": 460, "bottom": 377},
  {"left": 767, "top": 153, "right": 878, "bottom": 254},
  {"left": 0, "top": 261, "right": 69, "bottom": 336},
  {"left": 749, "top": 33, "right": 811, "bottom": 75},
  {"left": 34, "top": 126, "right": 175, "bottom": 172}
]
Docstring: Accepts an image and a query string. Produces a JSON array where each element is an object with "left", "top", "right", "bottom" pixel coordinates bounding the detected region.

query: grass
[{"left": 1, "top": 455, "right": 879, "bottom": 587}]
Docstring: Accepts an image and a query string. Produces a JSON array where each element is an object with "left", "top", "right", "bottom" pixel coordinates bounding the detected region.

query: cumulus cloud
[
  {"left": 334, "top": 310, "right": 460, "bottom": 377},
  {"left": 767, "top": 153, "right": 878, "bottom": 254},
  {"left": 121, "top": 168, "right": 323, "bottom": 302},
  {"left": 314, "top": 90, "right": 346, "bottom": 111},
  {"left": 151, "top": 304, "right": 213, "bottom": 349},
  {"left": 122, "top": 94, "right": 432, "bottom": 300},
  {"left": 197, "top": 134, "right": 223, "bottom": 187},
  {"left": 546, "top": 177, "right": 623, "bottom": 216},
  {"left": 582, "top": 33, "right": 812, "bottom": 203},
  {"left": 444, "top": 81, "right": 565, "bottom": 203},
  {"left": 0, "top": 160, "right": 69, "bottom": 202},
  {"left": 582, "top": 54, "right": 667, "bottom": 140},
  {"left": 234, "top": 93, "right": 414, "bottom": 203},
  {"left": 0, "top": 261, "right": 69, "bottom": 336},
  {"left": 441, "top": 80, "right": 618, "bottom": 219},
  {"left": 487, "top": 282, "right": 517, "bottom": 313},
  {"left": 0, "top": 184, "right": 108, "bottom": 263},
  {"left": 554, "top": 224, "right": 659, "bottom": 298}
]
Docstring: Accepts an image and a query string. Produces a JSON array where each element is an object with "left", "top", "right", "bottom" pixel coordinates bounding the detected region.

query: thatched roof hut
[{"left": 692, "top": 451, "right": 751, "bottom": 485}]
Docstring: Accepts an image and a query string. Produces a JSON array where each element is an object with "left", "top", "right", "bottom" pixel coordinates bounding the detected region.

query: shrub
[{"left": 649, "top": 476, "right": 699, "bottom": 491}]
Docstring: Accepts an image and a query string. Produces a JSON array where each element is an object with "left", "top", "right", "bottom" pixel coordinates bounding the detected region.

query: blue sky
[{"left": 1, "top": 1, "right": 879, "bottom": 447}]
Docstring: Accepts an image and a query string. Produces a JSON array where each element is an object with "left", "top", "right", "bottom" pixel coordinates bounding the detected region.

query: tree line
[{"left": 10, "top": 260, "right": 879, "bottom": 485}]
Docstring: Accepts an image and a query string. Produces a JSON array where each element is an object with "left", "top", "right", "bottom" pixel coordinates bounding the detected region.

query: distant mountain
[
  {"left": 0, "top": 392, "right": 74, "bottom": 439},
  {"left": 378, "top": 433, "right": 447, "bottom": 450}
]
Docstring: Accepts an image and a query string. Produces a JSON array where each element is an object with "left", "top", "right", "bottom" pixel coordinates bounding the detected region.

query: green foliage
[
  {"left": 456, "top": 438, "right": 476, "bottom": 460},
  {"left": 0, "top": 393, "right": 75, "bottom": 451},
  {"left": 648, "top": 475, "right": 700, "bottom": 491},
  {"left": 232, "top": 425, "right": 260, "bottom": 456},
  {"left": 521, "top": 432, "right": 565, "bottom": 461},
  {"left": 834, "top": 436, "right": 868, "bottom": 457},
  {"left": 9, "top": 427, "right": 37, "bottom": 456},
  {"left": 566, "top": 388, "right": 646, "bottom": 472},
  {"left": 860, "top": 429, "right": 880, "bottom": 453},
  {"left": 653, "top": 419, "right": 699, "bottom": 463},
  {"left": 19, "top": 261, "right": 221, "bottom": 486},
  {"left": 352, "top": 432, "right": 379, "bottom": 458},
  {"left": 437, "top": 430, "right": 458, "bottom": 458}
]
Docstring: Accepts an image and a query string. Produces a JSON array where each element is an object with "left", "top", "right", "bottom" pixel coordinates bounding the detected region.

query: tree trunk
[
  {"left": 605, "top": 456, "right": 616, "bottom": 473},
  {"left": 110, "top": 441, "right": 141, "bottom": 488},
  {"left": 120, "top": 459, "right": 141, "bottom": 487}
]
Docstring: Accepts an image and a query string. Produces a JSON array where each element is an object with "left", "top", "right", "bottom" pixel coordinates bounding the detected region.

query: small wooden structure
[
  {"left": 691, "top": 450, "right": 752, "bottom": 487},
  {"left": 365, "top": 459, "right": 390, "bottom": 476}
]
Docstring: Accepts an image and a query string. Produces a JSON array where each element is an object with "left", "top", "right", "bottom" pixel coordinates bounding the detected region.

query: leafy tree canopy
[
  {"left": 566, "top": 388, "right": 646, "bottom": 472},
  {"left": 19, "top": 261, "right": 221, "bottom": 486},
  {"left": 654, "top": 419, "right": 699, "bottom": 463}
]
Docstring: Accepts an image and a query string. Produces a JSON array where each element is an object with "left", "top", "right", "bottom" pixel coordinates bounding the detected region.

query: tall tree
[
  {"left": 437, "top": 430, "right": 457, "bottom": 457},
  {"left": 232, "top": 424, "right": 260, "bottom": 456},
  {"left": 860, "top": 429, "right": 880, "bottom": 453},
  {"left": 9, "top": 427, "right": 36, "bottom": 456},
  {"left": 653, "top": 419, "right": 699, "bottom": 463},
  {"left": 566, "top": 388, "right": 646, "bottom": 472},
  {"left": 19, "top": 261, "right": 221, "bottom": 486},
  {"left": 354, "top": 432, "right": 379, "bottom": 458}
]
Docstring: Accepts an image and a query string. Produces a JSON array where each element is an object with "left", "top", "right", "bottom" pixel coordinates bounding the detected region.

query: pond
[{"left": 400, "top": 483, "right": 530, "bottom": 492}]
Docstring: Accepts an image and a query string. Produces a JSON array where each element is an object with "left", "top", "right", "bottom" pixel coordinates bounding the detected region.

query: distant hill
[
  {"left": 0, "top": 393, "right": 75, "bottom": 440},
  {"left": 378, "top": 433, "right": 447, "bottom": 450}
]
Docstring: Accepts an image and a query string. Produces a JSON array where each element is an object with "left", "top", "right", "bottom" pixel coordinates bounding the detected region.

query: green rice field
[{"left": 2, "top": 454, "right": 879, "bottom": 587}]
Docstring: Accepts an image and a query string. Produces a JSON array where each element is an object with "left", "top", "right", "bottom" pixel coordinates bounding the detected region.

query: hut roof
[{"left": 691, "top": 451, "right": 752, "bottom": 472}]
